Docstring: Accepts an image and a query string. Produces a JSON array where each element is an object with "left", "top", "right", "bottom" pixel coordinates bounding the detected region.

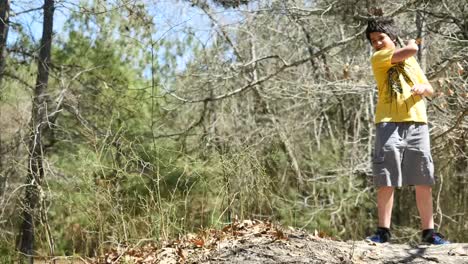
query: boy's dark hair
[{"left": 366, "top": 18, "right": 399, "bottom": 44}]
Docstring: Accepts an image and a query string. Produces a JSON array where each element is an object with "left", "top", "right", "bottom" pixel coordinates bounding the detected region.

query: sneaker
[
  {"left": 366, "top": 228, "right": 391, "bottom": 243},
  {"left": 422, "top": 232, "right": 450, "bottom": 245}
]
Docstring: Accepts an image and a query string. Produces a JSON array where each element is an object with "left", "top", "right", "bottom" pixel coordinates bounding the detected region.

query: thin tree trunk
[
  {"left": 0, "top": 0, "right": 11, "bottom": 197},
  {"left": 416, "top": 10, "right": 426, "bottom": 71},
  {"left": 0, "top": 0, "right": 9, "bottom": 82},
  {"left": 19, "top": 1, "right": 54, "bottom": 263}
]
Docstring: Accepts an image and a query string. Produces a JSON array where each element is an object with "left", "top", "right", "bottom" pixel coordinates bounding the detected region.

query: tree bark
[
  {"left": 0, "top": 0, "right": 10, "bottom": 197},
  {"left": 19, "top": 0, "right": 55, "bottom": 263},
  {"left": 416, "top": 10, "right": 426, "bottom": 71},
  {"left": 0, "top": 0, "right": 9, "bottom": 82}
]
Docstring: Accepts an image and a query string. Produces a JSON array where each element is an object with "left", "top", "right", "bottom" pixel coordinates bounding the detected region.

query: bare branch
[
  {"left": 433, "top": 108, "right": 468, "bottom": 141},
  {"left": 168, "top": 27, "right": 366, "bottom": 103}
]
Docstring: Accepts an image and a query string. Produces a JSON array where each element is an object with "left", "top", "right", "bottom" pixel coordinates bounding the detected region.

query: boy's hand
[
  {"left": 411, "top": 84, "right": 433, "bottom": 96},
  {"left": 406, "top": 39, "right": 419, "bottom": 50}
]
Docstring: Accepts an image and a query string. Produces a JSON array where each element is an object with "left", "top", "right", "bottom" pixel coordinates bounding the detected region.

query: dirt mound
[{"left": 97, "top": 220, "right": 468, "bottom": 264}]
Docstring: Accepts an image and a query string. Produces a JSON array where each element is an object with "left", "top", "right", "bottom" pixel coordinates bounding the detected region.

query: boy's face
[{"left": 369, "top": 32, "right": 395, "bottom": 51}]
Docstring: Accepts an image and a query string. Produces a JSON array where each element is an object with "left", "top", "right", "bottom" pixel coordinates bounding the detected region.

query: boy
[{"left": 365, "top": 18, "right": 449, "bottom": 245}]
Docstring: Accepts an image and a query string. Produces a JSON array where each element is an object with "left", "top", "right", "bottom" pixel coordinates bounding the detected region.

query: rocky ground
[{"left": 96, "top": 220, "right": 467, "bottom": 264}]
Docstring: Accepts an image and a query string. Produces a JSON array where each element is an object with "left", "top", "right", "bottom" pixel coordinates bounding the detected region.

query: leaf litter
[{"left": 93, "top": 219, "right": 468, "bottom": 264}]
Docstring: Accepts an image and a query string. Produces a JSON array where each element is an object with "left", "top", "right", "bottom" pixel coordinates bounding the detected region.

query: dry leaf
[
  {"left": 191, "top": 238, "right": 205, "bottom": 248},
  {"left": 176, "top": 246, "right": 187, "bottom": 262},
  {"left": 274, "top": 227, "right": 288, "bottom": 240},
  {"left": 319, "top": 231, "right": 329, "bottom": 238},
  {"left": 313, "top": 229, "right": 319, "bottom": 237},
  {"left": 457, "top": 62, "right": 464, "bottom": 75}
]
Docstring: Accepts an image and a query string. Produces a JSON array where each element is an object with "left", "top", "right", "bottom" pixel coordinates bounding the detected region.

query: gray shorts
[{"left": 372, "top": 122, "right": 435, "bottom": 187}]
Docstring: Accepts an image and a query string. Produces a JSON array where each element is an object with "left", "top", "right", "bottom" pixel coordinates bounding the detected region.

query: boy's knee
[
  {"left": 377, "top": 186, "right": 395, "bottom": 192},
  {"left": 415, "top": 185, "right": 432, "bottom": 191}
]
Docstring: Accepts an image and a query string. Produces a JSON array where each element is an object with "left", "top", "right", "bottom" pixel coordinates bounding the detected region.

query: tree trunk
[
  {"left": 0, "top": 0, "right": 10, "bottom": 197},
  {"left": 0, "top": 0, "right": 9, "bottom": 82},
  {"left": 18, "top": 0, "right": 55, "bottom": 263},
  {"left": 416, "top": 10, "right": 426, "bottom": 71}
]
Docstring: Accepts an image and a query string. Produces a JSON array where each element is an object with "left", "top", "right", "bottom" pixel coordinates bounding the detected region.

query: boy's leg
[
  {"left": 377, "top": 186, "right": 395, "bottom": 228},
  {"left": 416, "top": 185, "right": 449, "bottom": 244},
  {"left": 415, "top": 185, "right": 434, "bottom": 229},
  {"left": 370, "top": 123, "right": 400, "bottom": 242}
]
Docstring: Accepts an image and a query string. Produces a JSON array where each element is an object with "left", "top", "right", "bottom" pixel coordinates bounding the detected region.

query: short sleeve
[{"left": 371, "top": 49, "right": 394, "bottom": 71}]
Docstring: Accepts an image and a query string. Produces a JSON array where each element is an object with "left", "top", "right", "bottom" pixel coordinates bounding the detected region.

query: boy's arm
[{"left": 391, "top": 39, "right": 418, "bottom": 64}]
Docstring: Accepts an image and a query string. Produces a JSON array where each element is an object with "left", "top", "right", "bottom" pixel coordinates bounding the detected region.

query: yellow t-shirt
[{"left": 371, "top": 49, "right": 429, "bottom": 123}]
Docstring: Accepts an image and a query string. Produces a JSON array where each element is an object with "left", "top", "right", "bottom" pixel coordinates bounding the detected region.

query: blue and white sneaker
[
  {"left": 422, "top": 232, "right": 450, "bottom": 245},
  {"left": 366, "top": 228, "right": 391, "bottom": 243}
]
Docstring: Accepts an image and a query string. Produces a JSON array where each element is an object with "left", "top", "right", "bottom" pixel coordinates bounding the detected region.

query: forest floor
[{"left": 88, "top": 219, "right": 468, "bottom": 264}]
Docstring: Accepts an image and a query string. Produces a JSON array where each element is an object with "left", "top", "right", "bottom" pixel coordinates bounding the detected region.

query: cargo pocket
[
  {"left": 422, "top": 154, "right": 434, "bottom": 178},
  {"left": 372, "top": 156, "right": 386, "bottom": 177},
  {"left": 402, "top": 150, "right": 433, "bottom": 185}
]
